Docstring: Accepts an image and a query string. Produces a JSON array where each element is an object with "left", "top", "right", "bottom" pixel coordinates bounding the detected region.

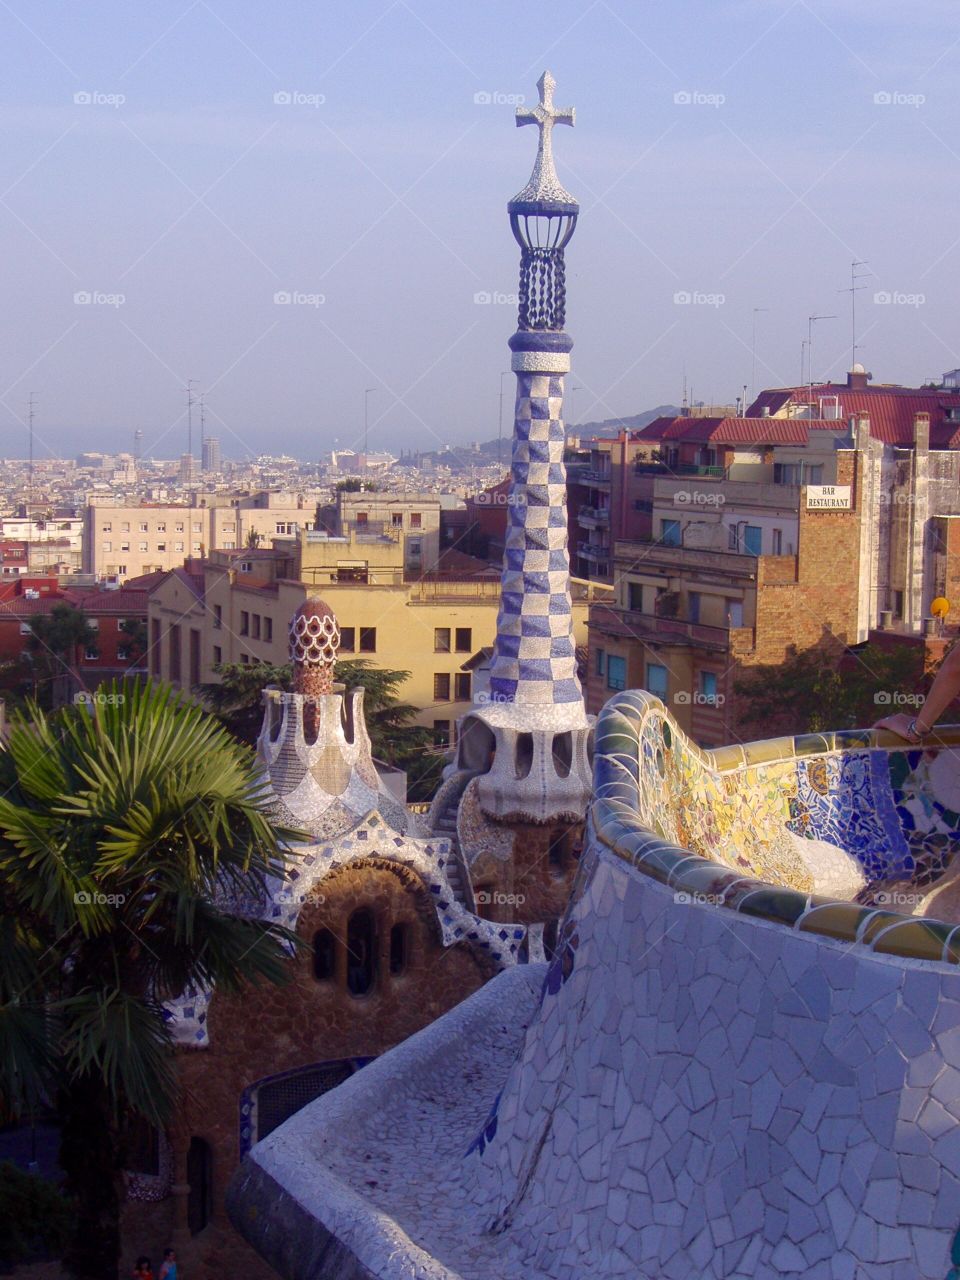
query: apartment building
[
  {"left": 318, "top": 492, "right": 443, "bottom": 574},
  {"left": 588, "top": 411, "right": 960, "bottom": 746},
  {"left": 147, "top": 534, "right": 594, "bottom": 746},
  {"left": 83, "top": 491, "right": 317, "bottom": 580}
]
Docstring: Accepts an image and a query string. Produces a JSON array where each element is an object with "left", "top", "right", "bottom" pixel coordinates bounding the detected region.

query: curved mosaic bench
[{"left": 593, "top": 690, "right": 960, "bottom": 964}]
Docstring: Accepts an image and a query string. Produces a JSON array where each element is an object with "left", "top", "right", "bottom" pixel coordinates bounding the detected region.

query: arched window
[
  {"left": 515, "top": 732, "right": 533, "bottom": 779},
  {"left": 312, "top": 929, "right": 335, "bottom": 981},
  {"left": 346, "top": 908, "right": 377, "bottom": 997},
  {"left": 389, "top": 923, "right": 409, "bottom": 976}
]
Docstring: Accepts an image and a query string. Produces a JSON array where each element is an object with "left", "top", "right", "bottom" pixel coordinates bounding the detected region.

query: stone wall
[{"left": 164, "top": 861, "right": 495, "bottom": 1279}]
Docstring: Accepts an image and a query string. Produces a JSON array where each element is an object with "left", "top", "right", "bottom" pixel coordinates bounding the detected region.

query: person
[
  {"left": 133, "top": 1258, "right": 154, "bottom": 1280},
  {"left": 159, "top": 1248, "right": 177, "bottom": 1280},
  {"left": 875, "top": 642, "right": 960, "bottom": 742}
]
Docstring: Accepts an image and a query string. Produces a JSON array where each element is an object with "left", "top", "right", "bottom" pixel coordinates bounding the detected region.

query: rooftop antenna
[
  {"left": 27, "top": 391, "right": 36, "bottom": 485},
  {"left": 199, "top": 391, "right": 206, "bottom": 460},
  {"left": 681, "top": 366, "right": 688, "bottom": 415},
  {"left": 186, "top": 380, "right": 196, "bottom": 457},
  {"left": 838, "top": 260, "right": 871, "bottom": 368},
  {"left": 807, "top": 313, "right": 836, "bottom": 397},
  {"left": 751, "top": 308, "right": 769, "bottom": 402}
]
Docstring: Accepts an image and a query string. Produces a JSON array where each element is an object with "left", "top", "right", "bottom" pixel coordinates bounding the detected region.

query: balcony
[
  {"left": 635, "top": 461, "right": 726, "bottom": 478},
  {"left": 578, "top": 505, "right": 610, "bottom": 529},
  {"left": 580, "top": 468, "right": 612, "bottom": 486},
  {"left": 589, "top": 604, "right": 732, "bottom": 652},
  {"left": 579, "top": 544, "right": 610, "bottom": 564}
]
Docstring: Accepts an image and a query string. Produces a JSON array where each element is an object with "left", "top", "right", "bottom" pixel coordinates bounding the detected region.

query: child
[
  {"left": 159, "top": 1248, "right": 177, "bottom": 1280},
  {"left": 133, "top": 1258, "right": 154, "bottom": 1280}
]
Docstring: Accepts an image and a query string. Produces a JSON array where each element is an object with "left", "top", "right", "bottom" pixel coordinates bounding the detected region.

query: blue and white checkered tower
[{"left": 459, "top": 72, "right": 593, "bottom": 823}]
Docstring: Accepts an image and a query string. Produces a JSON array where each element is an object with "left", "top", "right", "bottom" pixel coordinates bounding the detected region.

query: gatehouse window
[
  {"left": 346, "top": 908, "right": 377, "bottom": 997},
  {"left": 389, "top": 923, "right": 409, "bottom": 975},
  {"left": 313, "top": 929, "right": 336, "bottom": 981}
]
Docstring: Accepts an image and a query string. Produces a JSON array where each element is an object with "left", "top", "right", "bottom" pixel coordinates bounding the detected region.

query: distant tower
[
  {"left": 456, "top": 71, "right": 591, "bottom": 824},
  {"left": 133, "top": 429, "right": 143, "bottom": 462},
  {"left": 202, "top": 435, "right": 221, "bottom": 473},
  {"left": 179, "top": 453, "right": 197, "bottom": 486}
]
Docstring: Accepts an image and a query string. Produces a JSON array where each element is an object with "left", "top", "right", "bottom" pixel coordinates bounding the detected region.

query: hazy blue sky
[{"left": 2, "top": 0, "right": 958, "bottom": 461}]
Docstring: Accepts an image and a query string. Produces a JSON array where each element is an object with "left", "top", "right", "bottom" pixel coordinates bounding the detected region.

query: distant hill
[
  {"left": 571, "top": 406, "right": 682, "bottom": 438},
  {"left": 396, "top": 405, "right": 684, "bottom": 472}
]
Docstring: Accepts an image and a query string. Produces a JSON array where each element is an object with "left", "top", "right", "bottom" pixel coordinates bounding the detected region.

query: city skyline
[{"left": 3, "top": 0, "right": 959, "bottom": 461}]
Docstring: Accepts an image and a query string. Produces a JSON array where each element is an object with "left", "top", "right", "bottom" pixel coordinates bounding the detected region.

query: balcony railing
[
  {"left": 580, "top": 468, "right": 612, "bottom": 484},
  {"left": 634, "top": 461, "right": 726, "bottom": 478},
  {"left": 591, "top": 604, "right": 732, "bottom": 651},
  {"left": 578, "top": 505, "right": 611, "bottom": 527}
]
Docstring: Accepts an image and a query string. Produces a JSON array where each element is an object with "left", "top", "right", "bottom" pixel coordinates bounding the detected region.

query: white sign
[{"left": 806, "top": 485, "right": 851, "bottom": 510}]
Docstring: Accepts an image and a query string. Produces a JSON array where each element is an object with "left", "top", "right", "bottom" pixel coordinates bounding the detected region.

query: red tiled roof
[
  {"left": 632, "top": 416, "right": 834, "bottom": 446},
  {"left": 746, "top": 384, "right": 960, "bottom": 447}
]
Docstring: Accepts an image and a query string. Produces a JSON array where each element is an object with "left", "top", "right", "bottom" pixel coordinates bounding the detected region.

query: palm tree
[{"left": 0, "top": 679, "right": 301, "bottom": 1280}]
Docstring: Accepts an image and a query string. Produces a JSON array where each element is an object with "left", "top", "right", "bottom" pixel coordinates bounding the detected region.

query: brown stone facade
[
  {"left": 126, "top": 860, "right": 496, "bottom": 1280},
  {"left": 471, "top": 820, "right": 581, "bottom": 935}
]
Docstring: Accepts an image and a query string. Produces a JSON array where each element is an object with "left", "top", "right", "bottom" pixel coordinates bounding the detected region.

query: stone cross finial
[{"left": 513, "top": 71, "right": 576, "bottom": 206}]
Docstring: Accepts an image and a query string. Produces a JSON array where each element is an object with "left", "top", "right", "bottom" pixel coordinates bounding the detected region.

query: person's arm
[{"left": 875, "top": 643, "right": 960, "bottom": 741}]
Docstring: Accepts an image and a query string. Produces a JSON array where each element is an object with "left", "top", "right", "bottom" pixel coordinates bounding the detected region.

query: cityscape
[{"left": 1, "top": 5, "right": 960, "bottom": 1280}]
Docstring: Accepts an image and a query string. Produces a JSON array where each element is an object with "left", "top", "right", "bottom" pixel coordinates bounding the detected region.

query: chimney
[
  {"left": 846, "top": 367, "right": 870, "bottom": 391},
  {"left": 761, "top": 406, "right": 770, "bottom": 417},
  {"left": 913, "top": 411, "right": 930, "bottom": 451},
  {"left": 879, "top": 609, "right": 893, "bottom": 629}
]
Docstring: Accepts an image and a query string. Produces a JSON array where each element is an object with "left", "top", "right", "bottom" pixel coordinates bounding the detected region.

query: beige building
[
  {"left": 320, "top": 492, "right": 443, "bottom": 574},
  {"left": 84, "top": 491, "right": 318, "bottom": 581},
  {"left": 147, "top": 536, "right": 596, "bottom": 745}
]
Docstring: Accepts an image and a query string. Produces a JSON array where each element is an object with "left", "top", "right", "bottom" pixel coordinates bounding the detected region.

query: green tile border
[{"left": 592, "top": 689, "right": 960, "bottom": 965}]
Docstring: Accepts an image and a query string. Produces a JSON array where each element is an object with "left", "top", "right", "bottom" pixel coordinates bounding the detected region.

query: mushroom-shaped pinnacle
[{"left": 289, "top": 597, "right": 340, "bottom": 697}]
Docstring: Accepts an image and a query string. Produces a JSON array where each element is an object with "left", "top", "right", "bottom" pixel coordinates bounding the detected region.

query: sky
[{"left": 2, "top": 0, "right": 959, "bottom": 462}]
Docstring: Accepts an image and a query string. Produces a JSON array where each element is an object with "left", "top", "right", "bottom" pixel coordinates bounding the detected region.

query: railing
[
  {"left": 634, "top": 462, "right": 727, "bottom": 478},
  {"left": 579, "top": 505, "right": 610, "bottom": 525},
  {"left": 591, "top": 603, "right": 732, "bottom": 650},
  {"left": 580, "top": 468, "right": 612, "bottom": 484}
]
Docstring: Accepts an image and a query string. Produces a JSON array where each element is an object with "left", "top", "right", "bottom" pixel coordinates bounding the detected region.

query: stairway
[{"left": 434, "top": 794, "right": 472, "bottom": 909}]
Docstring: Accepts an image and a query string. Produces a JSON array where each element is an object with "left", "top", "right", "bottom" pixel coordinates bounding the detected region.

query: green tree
[
  {"left": 201, "top": 659, "right": 442, "bottom": 800},
  {"left": 735, "top": 642, "right": 926, "bottom": 737},
  {"left": 245, "top": 527, "right": 262, "bottom": 549},
  {"left": 23, "top": 604, "right": 98, "bottom": 708},
  {"left": 119, "top": 616, "right": 147, "bottom": 666},
  {"left": 0, "top": 680, "right": 300, "bottom": 1280}
]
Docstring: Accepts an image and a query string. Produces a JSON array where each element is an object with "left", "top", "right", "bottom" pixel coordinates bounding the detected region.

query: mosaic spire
[
  {"left": 487, "top": 72, "right": 585, "bottom": 721},
  {"left": 290, "top": 597, "right": 340, "bottom": 697}
]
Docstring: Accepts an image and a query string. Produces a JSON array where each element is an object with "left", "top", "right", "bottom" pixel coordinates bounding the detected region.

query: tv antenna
[
  {"left": 751, "top": 308, "right": 769, "bottom": 402},
  {"left": 186, "top": 380, "right": 197, "bottom": 457},
  {"left": 27, "top": 392, "right": 37, "bottom": 485},
  {"left": 838, "top": 260, "right": 871, "bottom": 368},
  {"left": 807, "top": 314, "right": 836, "bottom": 396},
  {"left": 199, "top": 391, "right": 206, "bottom": 459}
]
